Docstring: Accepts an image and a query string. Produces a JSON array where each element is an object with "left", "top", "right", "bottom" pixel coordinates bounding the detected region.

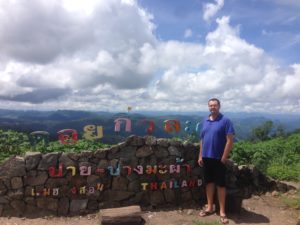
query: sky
[{"left": 0, "top": 0, "right": 300, "bottom": 113}]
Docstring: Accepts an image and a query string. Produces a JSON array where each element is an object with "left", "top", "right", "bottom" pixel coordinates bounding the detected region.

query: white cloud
[
  {"left": 0, "top": 1, "right": 299, "bottom": 113},
  {"left": 203, "top": 0, "right": 224, "bottom": 22},
  {"left": 184, "top": 29, "right": 193, "bottom": 38}
]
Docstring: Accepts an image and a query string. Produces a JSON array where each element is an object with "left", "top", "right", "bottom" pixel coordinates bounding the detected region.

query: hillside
[{"left": 0, "top": 109, "right": 299, "bottom": 144}]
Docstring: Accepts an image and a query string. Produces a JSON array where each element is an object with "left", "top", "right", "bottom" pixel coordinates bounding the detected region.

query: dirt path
[{"left": 0, "top": 193, "right": 299, "bottom": 225}]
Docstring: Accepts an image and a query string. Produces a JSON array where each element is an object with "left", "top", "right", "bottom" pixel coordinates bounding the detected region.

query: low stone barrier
[{"left": 0, "top": 135, "right": 294, "bottom": 217}]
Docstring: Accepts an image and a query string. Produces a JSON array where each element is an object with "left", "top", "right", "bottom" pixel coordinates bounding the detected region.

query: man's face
[{"left": 208, "top": 100, "right": 220, "bottom": 115}]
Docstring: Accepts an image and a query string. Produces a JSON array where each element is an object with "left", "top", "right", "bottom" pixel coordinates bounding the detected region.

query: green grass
[
  {"left": 280, "top": 189, "right": 300, "bottom": 209},
  {"left": 193, "top": 220, "right": 220, "bottom": 225}
]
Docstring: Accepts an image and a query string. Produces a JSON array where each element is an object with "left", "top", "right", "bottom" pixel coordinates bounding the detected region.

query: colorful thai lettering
[
  {"left": 57, "top": 129, "right": 78, "bottom": 144},
  {"left": 141, "top": 119, "right": 155, "bottom": 134},
  {"left": 49, "top": 163, "right": 63, "bottom": 177},
  {"left": 140, "top": 179, "right": 202, "bottom": 191},
  {"left": 164, "top": 120, "right": 181, "bottom": 133},
  {"left": 83, "top": 125, "right": 103, "bottom": 140},
  {"left": 114, "top": 118, "right": 132, "bottom": 132},
  {"left": 107, "top": 163, "right": 121, "bottom": 176},
  {"left": 146, "top": 165, "right": 157, "bottom": 174},
  {"left": 122, "top": 166, "right": 132, "bottom": 175},
  {"left": 184, "top": 120, "right": 192, "bottom": 134},
  {"left": 169, "top": 164, "right": 181, "bottom": 174},
  {"left": 133, "top": 165, "right": 143, "bottom": 175},
  {"left": 29, "top": 131, "right": 49, "bottom": 148},
  {"left": 79, "top": 166, "right": 92, "bottom": 176},
  {"left": 67, "top": 166, "right": 76, "bottom": 176},
  {"left": 158, "top": 165, "right": 168, "bottom": 174}
]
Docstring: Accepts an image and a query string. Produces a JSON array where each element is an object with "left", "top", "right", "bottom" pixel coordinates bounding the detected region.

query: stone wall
[
  {"left": 0, "top": 135, "right": 294, "bottom": 217},
  {"left": 0, "top": 136, "right": 205, "bottom": 216}
]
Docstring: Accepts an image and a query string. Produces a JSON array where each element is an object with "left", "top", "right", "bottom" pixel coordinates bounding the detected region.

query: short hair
[{"left": 208, "top": 98, "right": 221, "bottom": 106}]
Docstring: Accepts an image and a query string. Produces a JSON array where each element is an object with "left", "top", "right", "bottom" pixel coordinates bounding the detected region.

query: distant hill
[{"left": 0, "top": 109, "right": 299, "bottom": 144}]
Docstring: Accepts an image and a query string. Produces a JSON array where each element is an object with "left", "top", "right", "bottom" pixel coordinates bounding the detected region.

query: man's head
[{"left": 208, "top": 98, "right": 221, "bottom": 115}]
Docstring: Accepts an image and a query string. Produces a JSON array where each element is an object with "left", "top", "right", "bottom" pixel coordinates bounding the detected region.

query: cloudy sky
[{"left": 0, "top": 0, "right": 299, "bottom": 113}]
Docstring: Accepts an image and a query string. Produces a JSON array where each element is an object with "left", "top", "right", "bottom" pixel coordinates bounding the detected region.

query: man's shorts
[{"left": 202, "top": 157, "right": 226, "bottom": 187}]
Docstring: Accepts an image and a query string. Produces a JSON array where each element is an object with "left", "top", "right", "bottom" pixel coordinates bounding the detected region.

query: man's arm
[
  {"left": 198, "top": 140, "right": 203, "bottom": 166},
  {"left": 221, "top": 134, "right": 234, "bottom": 164}
]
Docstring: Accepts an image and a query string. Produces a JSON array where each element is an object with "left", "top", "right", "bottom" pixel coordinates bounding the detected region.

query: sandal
[
  {"left": 199, "top": 209, "right": 214, "bottom": 217},
  {"left": 220, "top": 215, "right": 229, "bottom": 224}
]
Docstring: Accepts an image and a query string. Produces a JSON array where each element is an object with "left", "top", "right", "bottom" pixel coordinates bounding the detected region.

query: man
[{"left": 198, "top": 98, "right": 235, "bottom": 224}]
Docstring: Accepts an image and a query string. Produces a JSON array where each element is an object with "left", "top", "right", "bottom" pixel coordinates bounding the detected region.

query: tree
[{"left": 251, "top": 120, "right": 273, "bottom": 141}]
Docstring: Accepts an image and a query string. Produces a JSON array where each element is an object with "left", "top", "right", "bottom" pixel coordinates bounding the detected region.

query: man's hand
[
  {"left": 220, "top": 157, "right": 227, "bottom": 165},
  {"left": 198, "top": 157, "right": 203, "bottom": 167}
]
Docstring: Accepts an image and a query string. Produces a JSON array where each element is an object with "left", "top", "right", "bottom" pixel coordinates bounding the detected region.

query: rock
[
  {"left": 25, "top": 171, "right": 48, "bottom": 186},
  {"left": 10, "top": 177, "right": 23, "bottom": 190},
  {"left": 150, "top": 191, "right": 165, "bottom": 206},
  {"left": 183, "top": 147, "right": 198, "bottom": 161},
  {"left": 100, "top": 205, "right": 143, "bottom": 225},
  {"left": 126, "top": 135, "right": 145, "bottom": 146},
  {"left": 78, "top": 151, "right": 93, "bottom": 162},
  {"left": 154, "top": 147, "right": 169, "bottom": 158},
  {"left": 181, "top": 191, "right": 192, "bottom": 202},
  {"left": 157, "top": 138, "right": 169, "bottom": 147},
  {"left": 118, "top": 146, "right": 137, "bottom": 158},
  {"left": 136, "top": 146, "right": 154, "bottom": 158},
  {"left": 94, "top": 149, "right": 108, "bottom": 159},
  {"left": 145, "top": 136, "right": 157, "bottom": 146},
  {"left": 98, "top": 159, "right": 109, "bottom": 168},
  {"left": 112, "top": 177, "right": 128, "bottom": 191},
  {"left": 24, "top": 197, "right": 35, "bottom": 205},
  {"left": 109, "top": 191, "right": 135, "bottom": 201},
  {"left": 107, "top": 146, "right": 136, "bottom": 159},
  {"left": 276, "top": 182, "right": 288, "bottom": 192},
  {"left": 70, "top": 199, "right": 88, "bottom": 213},
  {"left": 164, "top": 189, "right": 176, "bottom": 203},
  {"left": 38, "top": 153, "right": 60, "bottom": 170},
  {"left": 0, "top": 196, "right": 9, "bottom": 204},
  {"left": 87, "top": 200, "right": 98, "bottom": 210},
  {"left": 59, "top": 153, "right": 77, "bottom": 167},
  {"left": 168, "top": 146, "right": 182, "bottom": 157},
  {"left": 45, "top": 178, "right": 68, "bottom": 188},
  {"left": 87, "top": 175, "right": 101, "bottom": 186},
  {"left": 0, "top": 180, "right": 7, "bottom": 196},
  {"left": 0, "top": 156, "right": 26, "bottom": 177},
  {"left": 10, "top": 200, "right": 26, "bottom": 213},
  {"left": 187, "top": 209, "right": 193, "bottom": 215},
  {"left": 58, "top": 198, "right": 69, "bottom": 215},
  {"left": 25, "top": 152, "right": 42, "bottom": 170},
  {"left": 37, "top": 198, "right": 58, "bottom": 212},
  {"left": 128, "top": 180, "right": 140, "bottom": 192},
  {"left": 66, "top": 152, "right": 80, "bottom": 161},
  {"left": 7, "top": 189, "right": 24, "bottom": 200},
  {"left": 0, "top": 204, "right": 3, "bottom": 216},
  {"left": 170, "top": 140, "right": 182, "bottom": 147},
  {"left": 272, "top": 191, "right": 279, "bottom": 197}
]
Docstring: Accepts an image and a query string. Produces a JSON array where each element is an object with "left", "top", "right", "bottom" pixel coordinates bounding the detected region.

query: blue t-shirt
[{"left": 200, "top": 113, "right": 235, "bottom": 159}]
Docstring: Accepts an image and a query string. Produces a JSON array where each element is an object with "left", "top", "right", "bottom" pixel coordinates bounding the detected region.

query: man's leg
[
  {"left": 217, "top": 186, "right": 229, "bottom": 223},
  {"left": 206, "top": 182, "right": 215, "bottom": 212},
  {"left": 217, "top": 186, "right": 226, "bottom": 216}
]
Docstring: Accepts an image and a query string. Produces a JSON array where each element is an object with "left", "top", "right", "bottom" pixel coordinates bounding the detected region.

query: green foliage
[
  {"left": 0, "top": 129, "right": 110, "bottom": 162},
  {"left": 231, "top": 132, "right": 300, "bottom": 181},
  {"left": 251, "top": 120, "right": 273, "bottom": 141},
  {"left": 0, "top": 130, "right": 31, "bottom": 162},
  {"left": 185, "top": 131, "right": 200, "bottom": 143},
  {"left": 193, "top": 220, "right": 220, "bottom": 225},
  {"left": 280, "top": 189, "right": 300, "bottom": 209},
  {"left": 32, "top": 139, "right": 110, "bottom": 153}
]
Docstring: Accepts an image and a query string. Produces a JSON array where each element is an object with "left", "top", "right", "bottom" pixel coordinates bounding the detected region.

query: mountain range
[{"left": 0, "top": 109, "right": 299, "bottom": 144}]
